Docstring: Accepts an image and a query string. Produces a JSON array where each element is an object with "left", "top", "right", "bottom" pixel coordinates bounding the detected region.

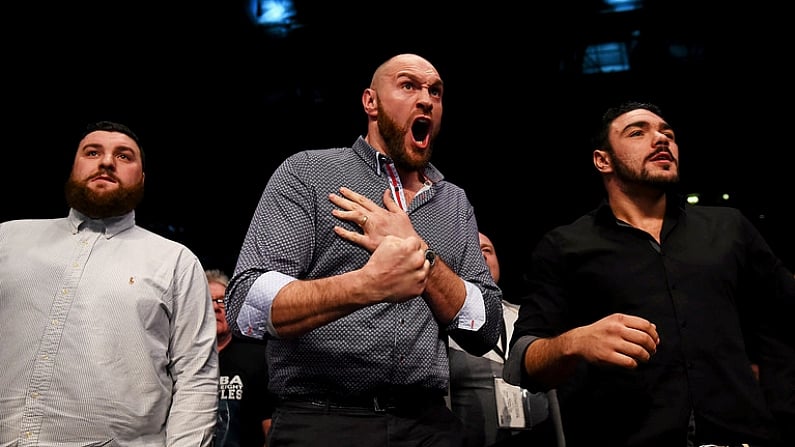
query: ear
[
  {"left": 362, "top": 88, "right": 378, "bottom": 117},
  {"left": 593, "top": 149, "right": 612, "bottom": 173}
]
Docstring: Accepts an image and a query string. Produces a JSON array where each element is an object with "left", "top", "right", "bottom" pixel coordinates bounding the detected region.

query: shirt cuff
[
  {"left": 456, "top": 280, "right": 486, "bottom": 331},
  {"left": 503, "top": 334, "right": 539, "bottom": 387},
  {"left": 236, "top": 271, "right": 296, "bottom": 339}
]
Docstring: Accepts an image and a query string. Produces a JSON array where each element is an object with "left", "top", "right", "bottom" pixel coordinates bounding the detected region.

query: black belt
[{"left": 282, "top": 390, "right": 446, "bottom": 413}]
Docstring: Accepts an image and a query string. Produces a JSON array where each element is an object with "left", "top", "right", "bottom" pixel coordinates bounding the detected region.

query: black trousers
[{"left": 269, "top": 397, "right": 464, "bottom": 447}]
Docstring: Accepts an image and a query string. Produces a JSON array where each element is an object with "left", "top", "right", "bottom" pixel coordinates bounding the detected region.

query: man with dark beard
[
  {"left": 225, "top": 53, "right": 503, "bottom": 446},
  {"left": 503, "top": 101, "right": 795, "bottom": 447},
  {"left": 0, "top": 121, "right": 219, "bottom": 446}
]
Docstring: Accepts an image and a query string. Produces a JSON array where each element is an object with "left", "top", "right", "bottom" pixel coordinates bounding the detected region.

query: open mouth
[
  {"left": 411, "top": 118, "right": 430, "bottom": 143},
  {"left": 649, "top": 148, "right": 673, "bottom": 162}
]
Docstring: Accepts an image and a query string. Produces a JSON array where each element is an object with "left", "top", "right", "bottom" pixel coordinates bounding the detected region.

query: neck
[
  {"left": 606, "top": 184, "right": 667, "bottom": 242},
  {"left": 605, "top": 180, "right": 667, "bottom": 219},
  {"left": 364, "top": 134, "right": 427, "bottom": 192},
  {"left": 395, "top": 165, "right": 426, "bottom": 192},
  {"left": 216, "top": 332, "right": 232, "bottom": 351},
  {"left": 610, "top": 192, "right": 666, "bottom": 219}
]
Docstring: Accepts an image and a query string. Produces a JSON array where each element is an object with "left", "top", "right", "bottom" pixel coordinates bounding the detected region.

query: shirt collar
[
  {"left": 594, "top": 192, "right": 687, "bottom": 226},
  {"left": 68, "top": 208, "right": 136, "bottom": 238},
  {"left": 351, "top": 135, "right": 445, "bottom": 183}
]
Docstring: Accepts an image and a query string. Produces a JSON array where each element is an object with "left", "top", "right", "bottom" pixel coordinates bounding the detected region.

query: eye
[
  {"left": 116, "top": 149, "right": 136, "bottom": 161},
  {"left": 401, "top": 82, "right": 414, "bottom": 91},
  {"left": 429, "top": 86, "right": 442, "bottom": 98}
]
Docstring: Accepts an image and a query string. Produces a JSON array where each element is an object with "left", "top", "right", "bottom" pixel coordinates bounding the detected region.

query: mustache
[
  {"left": 648, "top": 146, "right": 675, "bottom": 161},
  {"left": 89, "top": 169, "right": 120, "bottom": 182}
]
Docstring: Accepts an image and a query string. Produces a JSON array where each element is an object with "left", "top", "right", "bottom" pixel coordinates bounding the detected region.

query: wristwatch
[{"left": 424, "top": 248, "right": 437, "bottom": 267}]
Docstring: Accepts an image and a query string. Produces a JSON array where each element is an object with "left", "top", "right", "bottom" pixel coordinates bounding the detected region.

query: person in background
[
  {"left": 207, "top": 268, "right": 273, "bottom": 447},
  {"left": 503, "top": 101, "right": 795, "bottom": 447},
  {"left": 225, "top": 53, "right": 503, "bottom": 447},
  {"left": 0, "top": 120, "right": 218, "bottom": 445},
  {"left": 448, "top": 232, "right": 555, "bottom": 447}
]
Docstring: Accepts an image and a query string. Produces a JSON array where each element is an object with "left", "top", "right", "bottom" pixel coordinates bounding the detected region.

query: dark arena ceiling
[{"left": 3, "top": 1, "right": 793, "bottom": 297}]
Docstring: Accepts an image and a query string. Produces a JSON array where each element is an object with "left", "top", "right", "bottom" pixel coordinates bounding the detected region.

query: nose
[
  {"left": 417, "top": 89, "right": 433, "bottom": 113},
  {"left": 653, "top": 128, "right": 674, "bottom": 142},
  {"left": 99, "top": 153, "right": 117, "bottom": 168}
]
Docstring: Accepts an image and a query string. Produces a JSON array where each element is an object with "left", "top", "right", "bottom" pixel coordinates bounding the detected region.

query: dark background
[{"left": 3, "top": 1, "right": 792, "bottom": 298}]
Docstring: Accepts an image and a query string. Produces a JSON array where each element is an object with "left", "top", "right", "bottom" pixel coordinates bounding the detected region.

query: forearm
[
  {"left": 524, "top": 331, "right": 581, "bottom": 389},
  {"left": 421, "top": 258, "right": 466, "bottom": 324},
  {"left": 270, "top": 269, "right": 374, "bottom": 338}
]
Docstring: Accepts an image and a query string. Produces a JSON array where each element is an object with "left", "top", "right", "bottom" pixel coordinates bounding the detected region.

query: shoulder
[
  {"left": 684, "top": 204, "right": 743, "bottom": 218},
  {"left": 283, "top": 147, "right": 354, "bottom": 165},
  {"left": 1, "top": 217, "right": 62, "bottom": 230},
  {"left": 546, "top": 209, "right": 600, "bottom": 237},
  {"left": 426, "top": 163, "right": 470, "bottom": 204},
  {"left": 683, "top": 204, "right": 761, "bottom": 237},
  {"left": 527, "top": 208, "right": 604, "bottom": 258},
  {"left": 129, "top": 225, "right": 202, "bottom": 263},
  {"left": 434, "top": 180, "right": 470, "bottom": 203},
  {"left": 683, "top": 204, "right": 749, "bottom": 226},
  {"left": 273, "top": 147, "right": 358, "bottom": 179},
  {"left": 0, "top": 217, "right": 68, "bottom": 242}
]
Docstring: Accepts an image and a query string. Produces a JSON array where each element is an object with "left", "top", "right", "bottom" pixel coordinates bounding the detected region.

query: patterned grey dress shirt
[{"left": 226, "top": 136, "right": 503, "bottom": 400}]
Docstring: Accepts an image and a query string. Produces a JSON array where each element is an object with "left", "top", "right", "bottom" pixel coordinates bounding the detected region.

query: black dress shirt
[{"left": 504, "top": 197, "right": 795, "bottom": 447}]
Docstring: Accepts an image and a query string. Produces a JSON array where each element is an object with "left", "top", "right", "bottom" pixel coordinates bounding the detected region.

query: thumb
[{"left": 382, "top": 188, "right": 401, "bottom": 212}]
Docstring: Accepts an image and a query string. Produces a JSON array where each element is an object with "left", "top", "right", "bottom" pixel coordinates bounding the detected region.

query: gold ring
[{"left": 360, "top": 215, "right": 368, "bottom": 226}]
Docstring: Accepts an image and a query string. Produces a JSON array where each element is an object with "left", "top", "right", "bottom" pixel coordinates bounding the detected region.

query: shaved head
[{"left": 370, "top": 53, "right": 437, "bottom": 89}]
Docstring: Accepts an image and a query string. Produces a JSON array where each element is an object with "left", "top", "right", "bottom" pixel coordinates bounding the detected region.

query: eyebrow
[
  {"left": 621, "top": 120, "right": 672, "bottom": 133},
  {"left": 396, "top": 72, "right": 443, "bottom": 88}
]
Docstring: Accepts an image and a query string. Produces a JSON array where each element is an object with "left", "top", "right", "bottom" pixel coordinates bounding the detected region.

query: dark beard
[
  {"left": 377, "top": 104, "right": 432, "bottom": 170},
  {"left": 64, "top": 176, "right": 144, "bottom": 219},
  {"left": 611, "top": 154, "right": 679, "bottom": 190}
]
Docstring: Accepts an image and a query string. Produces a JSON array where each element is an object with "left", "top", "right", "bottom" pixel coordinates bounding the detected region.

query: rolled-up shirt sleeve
[
  {"left": 455, "top": 280, "right": 487, "bottom": 331},
  {"left": 236, "top": 270, "right": 296, "bottom": 339},
  {"left": 503, "top": 334, "right": 540, "bottom": 389}
]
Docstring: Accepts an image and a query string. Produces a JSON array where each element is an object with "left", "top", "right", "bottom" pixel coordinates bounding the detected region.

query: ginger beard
[
  {"left": 377, "top": 102, "right": 434, "bottom": 171},
  {"left": 64, "top": 171, "right": 145, "bottom": 219}
]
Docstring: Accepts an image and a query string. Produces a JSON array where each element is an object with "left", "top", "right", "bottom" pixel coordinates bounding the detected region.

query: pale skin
[
  {"left": 270, "top": 54, "right": 466, "bottom": 338},
  {"left": 209, "top": 281, "right": 232, "bottom": 351},
  {"left": 523, "top": 107, "right": 672, "bottom": 388},
  {"left": 72, "top": 130, "right": 145, "bottom": 203},
  {"left": 478, "top": 232, "right": 500, "bottom": 284}
]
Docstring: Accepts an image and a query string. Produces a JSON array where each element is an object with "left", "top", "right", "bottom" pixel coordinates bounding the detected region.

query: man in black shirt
[
  {"left": 208, "top": 269, "right": 273, "bottom": 447},
  {"left": 503, "top": 101, "right": 795, "bottom": 447}
]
